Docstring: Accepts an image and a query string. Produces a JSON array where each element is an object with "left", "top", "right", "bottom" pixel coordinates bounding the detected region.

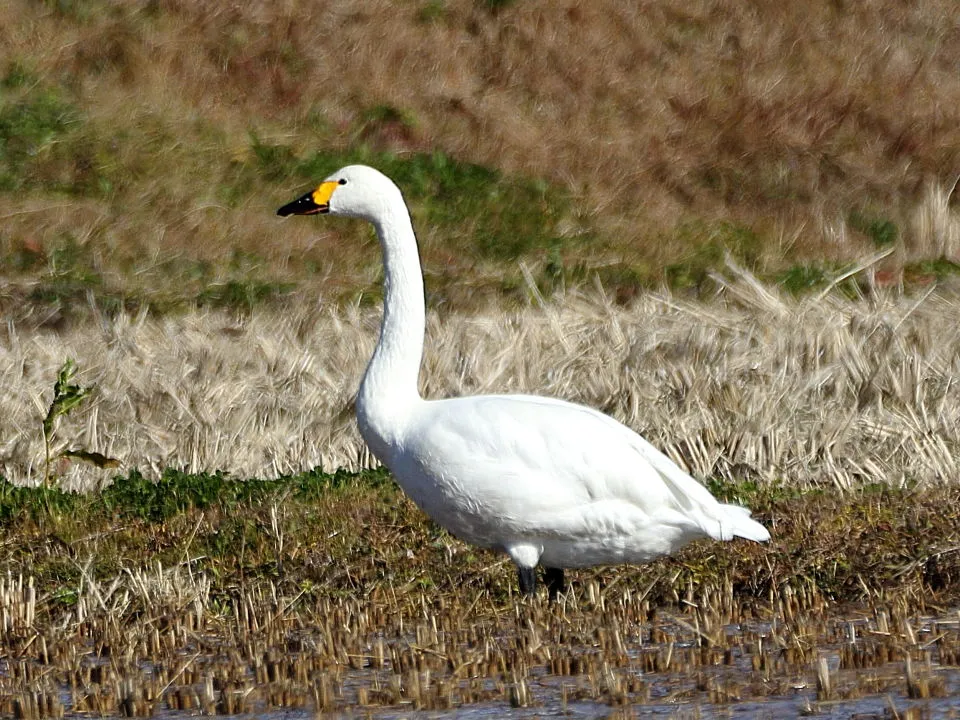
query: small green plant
[
  {"left": 849, "top": 209, "right": 899, "bottom": 247},
  {"left": 1, "top": 61, "right": 38, "bottom": 90},
  {"left": 665, "top": 220, "right": 763, "bottom": 292},
  {"left": 417, "top": 0, "right": 447, "bottom": 23},
  {"left": 0, "top": 87, "right": 77, "bottom": 191},
  {"left": 776, "top": 264, "right": 828, "bottom": 294},
  {"left": 41, "top": 359, "right": 103, "bottom": 486}
]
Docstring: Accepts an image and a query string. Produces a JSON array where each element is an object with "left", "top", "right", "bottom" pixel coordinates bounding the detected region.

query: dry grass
[
  {"left": 2, "top": 275, "right": 960, "bottom": 491},
  {"left": 0, "top": 0, "right": 958, "bottom": 304}
]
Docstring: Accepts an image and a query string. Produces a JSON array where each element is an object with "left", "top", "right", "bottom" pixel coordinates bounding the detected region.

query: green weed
[
  {"left": 849, "top": 209, "right": 899, "bottom": 248},
  {"left": 704, "top": 476, "right": 802, "bottom": 507},
  {"left": 41, "top": 359, "right": 94, "bottom": 486},
  {"left": 98, "top": 466, "right": 392, "bottom": 523},
  {"left": 0, "top": 79, "right": 116, "bottom": 196},
  {"left": 1, "top": 61, "right": 39, "bottom": 90},
  {"left": 39, "top": 359, "right": 119, "bottom": 488},
  {"left": 25, "top": 235, "right": 107, "bottom": 310},
  {"left": 664, "top": 220, "right": 762, "bottom": 292},
  {"left": 0, "top": 87, "right": 78, "bottom": 191},
  {"left": 0, "top": 465, "right": 392, "bottom": 527},
  {"left": 0, "top": 480, "right": 77, "bottom": 523},
  {"left": 776, "top": 264, "right": 829, "bottom": 294}
]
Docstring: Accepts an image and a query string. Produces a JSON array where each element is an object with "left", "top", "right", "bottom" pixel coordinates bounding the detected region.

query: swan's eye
[{"left": 338, "top": 178, "right": 347, "bottom": 185}]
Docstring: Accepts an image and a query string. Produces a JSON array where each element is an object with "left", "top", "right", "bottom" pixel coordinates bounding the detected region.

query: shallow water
[
  {"left": 8, "top": 583, "right": 960, "bottom": 720},
  {"left": 27, "top": 608, "right": 960, "bottom": 719}
]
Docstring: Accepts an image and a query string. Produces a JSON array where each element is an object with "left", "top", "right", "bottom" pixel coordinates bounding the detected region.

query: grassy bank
[{"left": 1, "top": 0, "right": 958, "bottom": 317}]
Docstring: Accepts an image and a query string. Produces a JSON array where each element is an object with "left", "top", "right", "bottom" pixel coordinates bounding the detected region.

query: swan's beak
[{"left": 277, "top": 181, "right": 338, "bottom": 217}]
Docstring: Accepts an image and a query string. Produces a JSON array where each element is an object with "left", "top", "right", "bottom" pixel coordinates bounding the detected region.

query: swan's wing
[{"left": 404, "top": 394, "right": 765, "bottom": 541}]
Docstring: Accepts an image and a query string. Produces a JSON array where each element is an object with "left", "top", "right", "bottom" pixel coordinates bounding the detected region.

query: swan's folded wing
[
  {"left": 405, "top": 393, "right": 767, "bottom": 542},
  {"left": 406, "top": 395, "right": 683, "bottom": 522}
]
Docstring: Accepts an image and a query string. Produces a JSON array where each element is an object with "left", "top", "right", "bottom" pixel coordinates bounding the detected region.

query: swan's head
[{"left": 277, "top": 165, "right": 400, "bottom": 223}]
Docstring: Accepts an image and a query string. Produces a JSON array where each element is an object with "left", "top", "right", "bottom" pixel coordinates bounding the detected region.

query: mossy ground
[{"left": 2, "top": 469, "right": 958, "bottom": 610}]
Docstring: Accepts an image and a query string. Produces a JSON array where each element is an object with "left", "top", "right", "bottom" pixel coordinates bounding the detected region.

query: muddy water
[
  {"left": 45, "top": 610, "right": 960, "bottom": 719},
  {"left": 311, "top": 616, "right": 960, "bottom": 719},
  {"left": 8, "top": 589, "right": 960, "bottom": 719}
]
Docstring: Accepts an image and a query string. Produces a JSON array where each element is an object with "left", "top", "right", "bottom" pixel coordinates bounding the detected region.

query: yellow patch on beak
[{"left": 312, "top": 181, "right": 339, "bottom": 207}]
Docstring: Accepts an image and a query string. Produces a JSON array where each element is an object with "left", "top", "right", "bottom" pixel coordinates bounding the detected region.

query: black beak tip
[{"left": 277, "top": 192, "right": 323, "bottom": 217}]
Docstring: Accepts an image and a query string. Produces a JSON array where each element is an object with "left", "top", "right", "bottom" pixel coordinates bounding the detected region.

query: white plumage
[{"left": 278, "top": 164, "right": 770, "bottom": 596}]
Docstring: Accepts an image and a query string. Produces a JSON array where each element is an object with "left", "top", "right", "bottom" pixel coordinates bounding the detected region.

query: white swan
[{"left": 278, "top": 165, "right": 770, "bottom": 598}]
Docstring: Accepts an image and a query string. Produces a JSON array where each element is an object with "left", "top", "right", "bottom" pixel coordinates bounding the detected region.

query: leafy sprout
[{"left": 42, "top": 359, "right": 98, "bottom": 486}]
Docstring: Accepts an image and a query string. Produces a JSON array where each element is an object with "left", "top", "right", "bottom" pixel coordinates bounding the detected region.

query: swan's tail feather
[
  {"left": 626, "top": 434, "right": 771, "bottom": 543},
  {"left": 717, "top": 504, "right": 770, "bottom": 542}
]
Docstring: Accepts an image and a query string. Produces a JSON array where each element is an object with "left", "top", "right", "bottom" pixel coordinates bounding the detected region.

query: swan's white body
[{"left": 280, "top": 165, "right": 769, "bottom": 580}]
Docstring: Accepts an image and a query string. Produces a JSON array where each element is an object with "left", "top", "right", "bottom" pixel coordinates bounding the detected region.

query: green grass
[
  {"left": 776, "top": 263, "right": 829, "bottom": 294},
  {"left": 1, "top": 466, "right": 958, "bottom": 607},
  {"left": 0, "top": 70, "right": 118, "bottom": 197},
  {"left": 0, "top": 465, "right": 392, "bottom": 525},
  {"left": 248, "top": 139, "right": 575, "bottom": 262},
  {"left": 0, "top": 83, "right": 78, "bottom": 192},
  {"left": 849, "top": 208, "right": 899, "bottom": 248},
  {"left": 663, "top": 220, "right": 763, "bottom": 292}
]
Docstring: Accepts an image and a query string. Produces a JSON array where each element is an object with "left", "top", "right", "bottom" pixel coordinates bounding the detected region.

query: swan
[{"left": 278, "top": 165, "right": 770, "bottom": 598}]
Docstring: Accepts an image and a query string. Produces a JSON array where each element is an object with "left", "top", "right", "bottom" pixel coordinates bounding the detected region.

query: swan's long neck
[{"left": 356, "top": 196, "right": 425, "bottom": 457}]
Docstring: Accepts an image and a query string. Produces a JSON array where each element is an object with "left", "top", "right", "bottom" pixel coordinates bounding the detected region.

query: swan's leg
[
  {"left": 507, "top": 544, "right": 542, "bottom": 596},
  {"left": 544, "top": 567, "right": 565, "bottom": 600},
  {"left": 517, "top": 567, "right": 537, "bottom": 595}
]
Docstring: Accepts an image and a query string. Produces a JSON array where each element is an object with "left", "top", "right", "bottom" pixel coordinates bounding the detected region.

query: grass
[
  {"left": 0, "top": 466, "right": 956, "bottom": 608},
  {"left": 6, "top": 278, "right": 960, "bottom": 489},
  {"left": 0, "top": 0, "right": 956, "bottom": 316}
]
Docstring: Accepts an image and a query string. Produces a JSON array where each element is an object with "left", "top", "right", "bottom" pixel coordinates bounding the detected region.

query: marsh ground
[{"left": 1, "top": 469, "right": 960, "bottom": 718}]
